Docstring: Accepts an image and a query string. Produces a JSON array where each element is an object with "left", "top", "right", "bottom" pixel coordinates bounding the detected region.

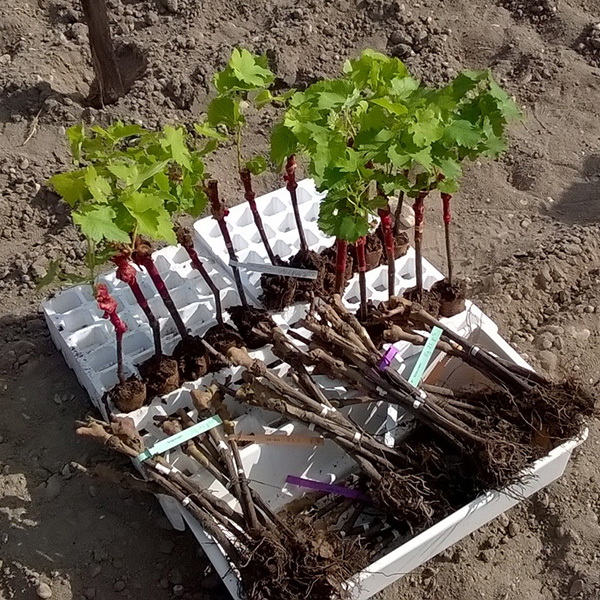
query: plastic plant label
[
  {"left": 285, "top": 475, "right": 371, "bottom": 502},
  {"left": 135, "top": 415, "right": 223, "bottom": 464},
  {"left": 228, "top": 434, "right": 324, "bottom": 446},
  {"left": 408, "top": 326, "right": 443, "bottom": 387},
  {"left": 229, "top": 259, "right": 318, "bottom": 280}
]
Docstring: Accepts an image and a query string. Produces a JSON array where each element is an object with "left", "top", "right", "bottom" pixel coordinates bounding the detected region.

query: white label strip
[{"left": 229, "top": 260, "right": 318, "bottom": 280}]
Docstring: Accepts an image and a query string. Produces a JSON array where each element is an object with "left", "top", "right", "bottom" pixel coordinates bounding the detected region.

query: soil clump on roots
[
  {"left": 203, "top": 324, "right": 245, "bottom": 370},
  {"left": 228, "top": 305, "right": 276, "bottom": 349},
  {"left": 173, "top": 336, "right": 209, "bottom": 381},
  {"left": 431, "top": 279, "right": 467, "bottom": 318},
  {"left": 138, "top": 354, "right": 180, "bottom": 398},
  {"left": 109, "top": 376, "right": 146, "bottom": 413}
]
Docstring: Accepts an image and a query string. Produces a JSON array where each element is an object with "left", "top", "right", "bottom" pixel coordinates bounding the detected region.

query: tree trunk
[{"left": 81, "top": 0, "right": 124, "bottom": 107}]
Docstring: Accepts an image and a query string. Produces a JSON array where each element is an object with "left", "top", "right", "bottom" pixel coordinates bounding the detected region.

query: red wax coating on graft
[
  {"left": 378, "top": 208, "right": 395, "bottom": 255},
  {"left": 284, "top": 155, "right": 298, "bottom": 192},
  {"left": 441, "top": 193, "right": 452, "bottom": 224},
  {"left": 96, "top": 283, "right": 128, "bottom": 335},
  {"left": 336, "top": 238, "right": 348, "bottom": 274},
  {"left": 114, "top": 255, "right": 150, "bottom": 312},
  {"left": 355, "top": 236, "right": 367, "bottom": 273},
  {"left": 413, "top": 192, "right": 428, "bottom": 231}
]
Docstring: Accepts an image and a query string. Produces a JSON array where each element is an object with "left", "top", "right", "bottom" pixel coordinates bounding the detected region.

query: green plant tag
[
  {"left": 135, "top": 415, "right": 223, "bottom": 464},
  {"left": 408, "top": 326, "right": 443, "bottom": 387}
]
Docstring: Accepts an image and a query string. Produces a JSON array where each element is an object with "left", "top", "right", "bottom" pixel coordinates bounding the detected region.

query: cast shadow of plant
[{"left": 548, "top": 154, "right": 600, "bottom": 225}]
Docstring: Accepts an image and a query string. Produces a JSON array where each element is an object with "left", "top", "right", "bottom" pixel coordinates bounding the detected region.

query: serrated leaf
[
  {"left": 207, "top": 96, "right": 243, "bottom": 129},
  {"left": 67, "top": 124, "right": 85, "bottom": 164},
  {"left": 72, "top": 205, "right": 131, "bottom": 243},
  {"left": 388, "top": 145, "right": 411, "bottom": 169},
  {"left": 270, "top": 123, "right": 298, "bottom": 167},
  {"left": 229, "top": 48, "right": 275, "bottom": 88},
  {"left": 254, "top": 89, "right": 273, "bottom": 108},
  {"left": 108, "top": 122, "right": 146, "bottom": 140},
  {"left": 246, "top": 155, "right": 267, "bottom": 175},
  {"left": 84, "top": 166, "right": 112, "bottom": 203},
  {"left": 437, "top": 178, "right": 459, "bottom": 194},
  {"left": 107, "top": 162, "right": 137, "bottom": 184},
  {"left": 130, "top": 160, "right": 170, "bottom": 191},
  {"left": 193, "top": 123, "right": 228, "bottom": 140},
  {"left": 409, "top": 109, "right": 443, "bottom": 146},
  {"left": 48, "top": 171, "right": 88, "bottom": 207},
  {"left": 370, "top": 97, "right": 408, "bottom": 115},
  {"left": 161, "top": 126, "right": 192, "bottom": 170},
  {"left": 444, "top": 120, "right": 481, "bottom": 148},
  {"left": 435, "top": 157, "right": 462, "bottom": 180}
]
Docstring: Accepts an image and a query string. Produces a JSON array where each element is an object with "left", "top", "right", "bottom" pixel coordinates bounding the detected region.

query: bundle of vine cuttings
[{"left": 76, "top": 289, "right": 595, "bottom": 600}]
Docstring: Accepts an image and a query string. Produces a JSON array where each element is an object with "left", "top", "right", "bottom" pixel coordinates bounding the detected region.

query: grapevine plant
[
  {"left": 46, "top": 122, "right": 218, "bottom": 410},
  {"left": 271, "top": 50, "right": 519, "bottom": 319}
]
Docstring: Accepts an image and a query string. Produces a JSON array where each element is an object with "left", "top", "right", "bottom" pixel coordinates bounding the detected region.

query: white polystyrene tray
[
  {"left": 178, "top": 310, "right": 586, "bottom": 600},
  {"left": 41, "top": 242, "right": 253, "bottom": 421},
  {"left": 193, "top": 179, "right": 443, "bottom": 312}
]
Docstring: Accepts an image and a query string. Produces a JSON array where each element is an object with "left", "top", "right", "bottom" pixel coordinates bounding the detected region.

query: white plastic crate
[
  {"left": 174, "top": 311, "right": 586, "bottom": 600},
  {"left": 193, "top": 179, "right": 444, "bottom": 312},
  {"left": 42, "top": 243, "right": 249, "bottom": 419}
]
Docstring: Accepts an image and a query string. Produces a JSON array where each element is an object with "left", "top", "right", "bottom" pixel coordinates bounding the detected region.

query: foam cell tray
[
  {"left": 177, "top": 311, "right": 586, "bottom": 600},
  {"left": 42, "top": 243, "right": 250, "bottom": 421}
]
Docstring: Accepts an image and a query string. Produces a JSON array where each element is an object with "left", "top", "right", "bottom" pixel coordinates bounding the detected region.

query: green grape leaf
[
  {"left": 229, "top": 48, "right": 275, "bottom": 88},
  {"left": 435, "top": 157, "right": 462, "bottom": 180},
  {"left": 444, "top": 119, "right": 481, "bottom": 148},
  {"left": 246, "top": 155, "right": 267, "bottom": 175},
  {"left": 207, "top": 96, "right": 243, "bottom": 129},
  {"left": 67, "top": 124, "right": 86, "bottom": 164},
  {"left": 409, "top": 109, "right": 443, "bottom": 146},
  {"left": 270, "top": 123, "right": 298, "bottom": 167},
  {"left": 254, "top": 89, "right": 273, "bottom": 108},
  {"left": 72, "top": 205, "right": 130, "bottom": 243},
  {"left": 161, "top": 126, "right": 192, "bottom": 170},
  {"left": 193, "top": 123, "right": 228, "bottom": 140},
  {"left": 48, "top": 171, "right": 89, "bottom": 207},
  {"left": 370, "top": 97, "right": 408, "bottom": 115}
]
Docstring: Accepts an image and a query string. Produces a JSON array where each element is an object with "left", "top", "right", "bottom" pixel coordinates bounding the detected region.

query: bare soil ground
[{"left": 1, "top": 0, "right": 599, "bottom": 598}]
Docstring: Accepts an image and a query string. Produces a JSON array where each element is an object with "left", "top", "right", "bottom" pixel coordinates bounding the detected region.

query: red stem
[
  {"left": 355, "top": 237, "right": 368, "bottom": 321},
  {"left": 334, "top": 238, "right": 348, "bottom": 295},
  {"left": 176, "top": 228, "right": 224, "bottom": 326},
  {"left": 133, "top": 252, "right": 189, "bottom": 341},
  {"left": 378, "top": 205, "right": 395, "bottom": 299},
  {"left": 239, "top": 169, "right": 277, "bottom": 265},
  {"left": 96, "top": 284, "right": 127, "bottom": 385},
  {"left": 284, "top": 155, "right": 308, "bottom": 254},
  {"left": 206, "top": 180, "right": 248, "bottom": 308},
  {"left": 113, "top": 254, "right": 162, "bottom": 356},
  {"left": 441, "top": 193, "right": 453, "bottom": 286},
  {"left": 413, "top": 191, "right": 428, "bottom": 301}
]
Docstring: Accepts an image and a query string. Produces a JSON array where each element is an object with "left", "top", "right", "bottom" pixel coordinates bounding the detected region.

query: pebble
[
  {"left": 36, "top": 583, "right": 52, "bottom": 599},
  {"left": 83, "top": 589, "right": 96, "bottom": 599},
  {"left": 159, "top": 539, "right": 175, "bottom": 554},
  {"left": 497, "top": 512, "right": 510, "bottom": 528},
  {"left": 508, "top": 522, "right": 520, "bottom": 537},
  {"left": 173, "top": 584, "right": 184, "bottom": 596},
  {"left": 113, "top": 580, "right": 126, "bottom": 592},
  {"left": 169, "top": 569, "right": 183, "bottom": 585},
  {"left": 569, "top": 579, "right": 585, "bottom": 595},
  {"left": 571, "top": 328, "right": 591, "bottom": 342},
  {"left": 538, "top": 350, "right": 559, "bottom": 373},
  {"left": 44, "top": 474, "right": 63, "bottom": 501},
  {"left": 520, "top": 218, "right": 532, "bottom": 229}
]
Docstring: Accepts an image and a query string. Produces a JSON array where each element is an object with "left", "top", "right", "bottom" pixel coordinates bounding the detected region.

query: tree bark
[{"left": 81, "top": 0, "right": 124, "bottom": 107}]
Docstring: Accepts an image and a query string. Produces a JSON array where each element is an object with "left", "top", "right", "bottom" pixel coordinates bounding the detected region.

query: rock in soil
[
  {"left": 108, "top": 376, "right": 147, "bottom": 413},
  {"left": 137, "top": 354, "right": 180, "bottom": 398},
  {"left": 36, "top": 583, "right": 52, "bottom": 599},
  {"left": 227, "top": 305, "right": 276, "bottom": 349}
]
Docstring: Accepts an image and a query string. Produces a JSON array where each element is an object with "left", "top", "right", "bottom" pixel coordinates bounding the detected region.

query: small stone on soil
[
  {"left": 36, "top": 583, "right": 52, "bottom": 599},
  {"left": 113, "top": 580, "right": 126, "bottom": 592},
  {"left": 569, "top": 579, "right": 585, "bottom": 595}
]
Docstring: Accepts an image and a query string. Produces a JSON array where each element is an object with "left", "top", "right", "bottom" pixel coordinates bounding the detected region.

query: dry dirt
[{"left": 1, "top": 0, "right": 600, "bottom": 599}]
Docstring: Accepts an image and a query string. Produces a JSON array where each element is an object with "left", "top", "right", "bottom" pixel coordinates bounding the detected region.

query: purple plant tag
[
  {"left": 285, "top": 475, "right": 370, "bottom": 503},
  {"left": 378, "top": 346, "right": 399, "bottom": 371}
]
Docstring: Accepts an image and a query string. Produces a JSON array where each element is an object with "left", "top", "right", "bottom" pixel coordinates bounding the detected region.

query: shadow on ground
[{"left": 550, "top": 154, "right": 600, "bottom": 225}]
